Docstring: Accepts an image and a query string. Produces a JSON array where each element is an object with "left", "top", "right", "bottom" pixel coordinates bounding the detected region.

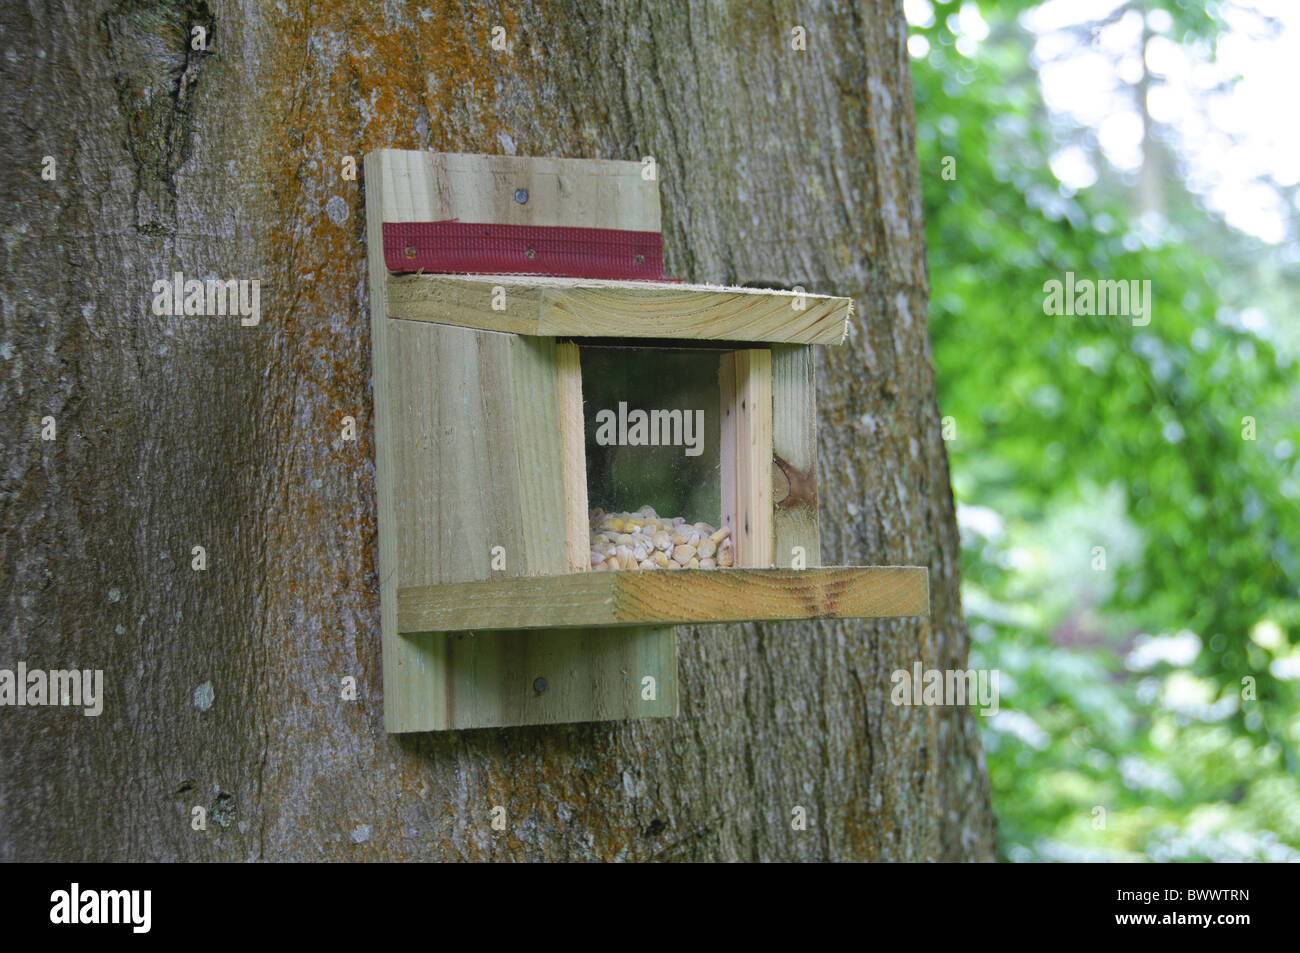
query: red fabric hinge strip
[{"left": 383, "top": 221, "right": 666, "bottom": 280}]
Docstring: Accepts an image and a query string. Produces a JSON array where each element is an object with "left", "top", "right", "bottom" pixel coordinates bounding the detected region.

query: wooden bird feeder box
[{"left": 365, "top": 149, "right": 929, "bottom": 732}]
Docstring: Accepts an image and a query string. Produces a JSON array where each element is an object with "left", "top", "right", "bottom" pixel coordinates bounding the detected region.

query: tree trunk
[{"left": 1, "top": 0, "right": 995, "bottom": 861}]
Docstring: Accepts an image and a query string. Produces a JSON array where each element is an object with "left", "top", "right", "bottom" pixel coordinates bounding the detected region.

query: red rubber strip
[{"left": 383, "top": 221, "right": 666, "bottom": 280}]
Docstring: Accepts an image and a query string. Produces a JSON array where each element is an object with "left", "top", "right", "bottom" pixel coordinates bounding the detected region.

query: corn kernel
[{"left": 590, "top": 507, "right": 730, "bottom": 572}]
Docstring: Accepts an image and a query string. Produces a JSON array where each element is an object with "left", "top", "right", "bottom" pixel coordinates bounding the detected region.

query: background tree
[
  {"left": 910, "top": 0, "right": 1300, "bottom": 860},
  {"left": 0, "top": 1, "right": 993, "bottom": 861}
]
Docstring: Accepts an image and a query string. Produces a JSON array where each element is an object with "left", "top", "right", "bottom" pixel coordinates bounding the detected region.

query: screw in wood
[
  {"left": 533, "top": 677, "right": 548, "bottom": 693},
  {"left": 514, "top": 188, "right": 529, "bottom": 204}
]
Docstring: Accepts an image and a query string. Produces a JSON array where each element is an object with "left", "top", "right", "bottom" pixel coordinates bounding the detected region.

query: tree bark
[{"left": 1, "top": 0, "right": 995, "bottom": 861}]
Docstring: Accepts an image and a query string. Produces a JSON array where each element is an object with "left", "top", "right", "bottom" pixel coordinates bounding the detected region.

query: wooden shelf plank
[
  {"left": 397, "top": 566, "right": 928, "bottom": 634},
  {"left": 385, "top": 273, "right": 853, "bottom": 346}
]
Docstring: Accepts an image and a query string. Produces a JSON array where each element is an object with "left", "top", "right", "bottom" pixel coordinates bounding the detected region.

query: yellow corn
[{"left": 589, "top": 507, "right": 744, "bottom": 573}]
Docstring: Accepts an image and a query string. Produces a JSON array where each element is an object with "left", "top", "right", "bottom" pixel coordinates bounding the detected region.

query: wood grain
[
  {"left": 556, "top": 340, "right": 589, "bottom": 574},
  {"left": 398, "top": 567, "right": 930, "bottom": 632},
  {"left": 366, "top": 151, "right": 430, "bottom": 734},
  {"left": 374, "top": 149, "right": 660, "bottom": 230},
  {"left": 720, "top": 349, "right": 774, "bottom": 568},
  {"left": 771, "top": 344, "right": 821, "bottom": 567},
  {"left": 385, "top": 273, "right": 853, "bottom": 345}
]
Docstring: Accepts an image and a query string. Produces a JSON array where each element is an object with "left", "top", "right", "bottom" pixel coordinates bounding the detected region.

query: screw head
[
  {"left": 525, "top": 247, "right": 537, "bottom": 260},
  {"left": 634, "top": 253, "right": 646, "bottom": 265},
  {"left": 514, "top": 188, "right": 529, "bottom": 204},
  {"left": 404, "top": 246, "right": 416, "bottom": 259},
  {"left": 533, "top": 677, "right": 548, "bottom": 693}
]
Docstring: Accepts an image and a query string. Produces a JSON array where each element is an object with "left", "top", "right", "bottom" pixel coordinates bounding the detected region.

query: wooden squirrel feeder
[{"left": 365, "top": 149, "right": 929, "bottom": 732}]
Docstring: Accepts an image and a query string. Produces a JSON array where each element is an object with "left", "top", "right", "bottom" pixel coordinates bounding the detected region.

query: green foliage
[{"left": 911, "top": 1, "right": 1300, "bottom": 860}]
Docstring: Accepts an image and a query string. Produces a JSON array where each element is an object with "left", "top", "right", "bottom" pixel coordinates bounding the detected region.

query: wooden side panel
[
  {"left": 720, "top": 349, "right": 774, "bottom": 568},
  {"left": 383, "top": 321, "right": 526, "bottom": 730},
  {"left": 367, "top": 152, "right": 437, "bottom": 733},
  {"left": 719, "top": 354, "right": 737, "bottom": 564},
  {"left": 556, "top": 341, "right": 590, "bottom": 574},
  {"left": 510, "top": 335, "right": 569, "bottom": 577},
  {"left": 385, "top": 273, "right": 853, "bottom": 346},
  {"left": 388, "top": 322, "right": 526, "bottom": 589},
  {"left": 771, "top": 345, "right": 821, "bottom": 567}
]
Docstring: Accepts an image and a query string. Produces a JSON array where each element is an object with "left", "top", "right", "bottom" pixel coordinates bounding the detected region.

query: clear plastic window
[{"left": 581, "top": 345, "right": 732, "bottom": 570}]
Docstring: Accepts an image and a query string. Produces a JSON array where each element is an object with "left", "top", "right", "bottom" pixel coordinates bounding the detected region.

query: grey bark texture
[{"left": 0, "top": 0, "right": 996, "bottom": 861}]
